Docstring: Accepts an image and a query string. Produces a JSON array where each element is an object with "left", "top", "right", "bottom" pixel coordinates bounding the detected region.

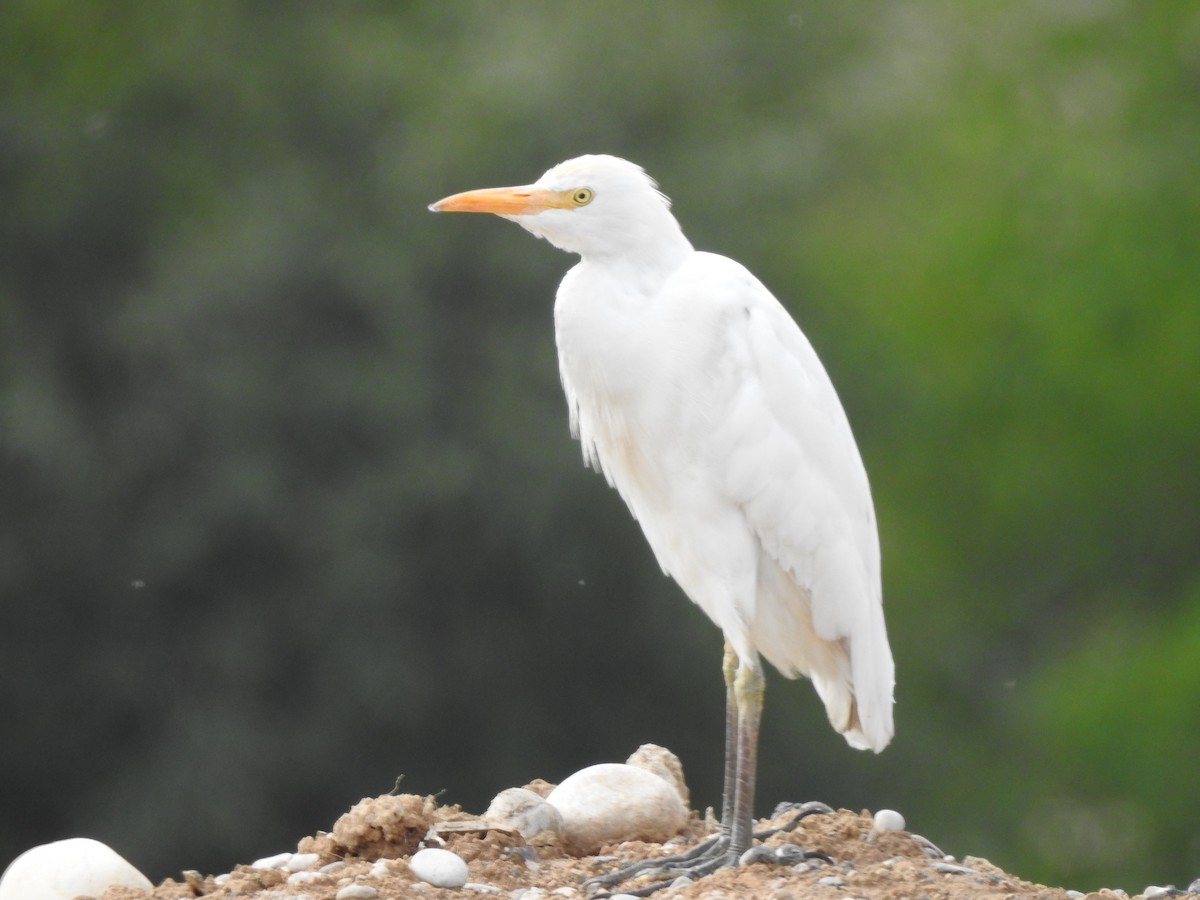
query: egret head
[{"left": 430, "top": 154, "right": 689, "bottom": 261}]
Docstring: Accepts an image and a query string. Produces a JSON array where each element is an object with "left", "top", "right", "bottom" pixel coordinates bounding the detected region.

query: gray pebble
[
  {"left": 932, "top": 862, "right": 976, "bottom": 875},
  {"left": 486, "top": 788, "right": 564, "bottom": 839}
]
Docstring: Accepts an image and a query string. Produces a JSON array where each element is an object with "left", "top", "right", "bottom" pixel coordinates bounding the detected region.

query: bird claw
[
  {"left": 585, "top": 848, "right": 734, "bottom": 898},
  {"left": 583, "top": 802, "right": 834, "bottom": 897},
  {"left": 912, "top": 833, "right": 950, "bottom": 859},
  {"left": 757, "top": 801, "right": 834, "bottom": 840},
  {"left": 582, "top": 834, "right": 727, "bottom": 896},
  {"left": 739, "top": 842, "right": 831, "bottom": 867}
]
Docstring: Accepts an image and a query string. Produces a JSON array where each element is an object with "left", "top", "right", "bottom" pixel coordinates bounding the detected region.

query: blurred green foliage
[{"left": 2, "top": 0, "right": 1197, "bottom": 891}]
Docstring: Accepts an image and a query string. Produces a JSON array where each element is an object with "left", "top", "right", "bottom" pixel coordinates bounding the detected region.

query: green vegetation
[{"left": 2, "top": 1, "right": 1197, "bottom": 890}]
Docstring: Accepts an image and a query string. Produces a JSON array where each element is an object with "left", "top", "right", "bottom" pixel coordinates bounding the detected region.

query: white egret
[{"left": 431, "top": 155, "right": 893, "bottom": 890}]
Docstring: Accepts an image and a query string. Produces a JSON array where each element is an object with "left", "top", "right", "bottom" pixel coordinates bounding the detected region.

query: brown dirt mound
[{"left": 90, "top": 794, "right": 1109, "bottom": 900}]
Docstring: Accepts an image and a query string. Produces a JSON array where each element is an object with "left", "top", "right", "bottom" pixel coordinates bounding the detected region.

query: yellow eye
[{"left": 571, "top": 187, "right": 594, "bottom": 206}]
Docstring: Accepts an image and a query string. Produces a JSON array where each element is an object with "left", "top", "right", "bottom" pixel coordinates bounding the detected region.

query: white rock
[
  {"left": 336, "top": 885, "right": 380, "bottom": 900},
  {"left": 288, "top": 870, "right": 323, "bottom": 884},
  {"left": 369, "top": 859, "right": 391, "bottom": 878},
  {"left": 285, "top": 852, "right": 320, "bottom": 871},
  {"left": 410, "top": 847, "right": 468, "bottom": 888},
  {"left": 625, "top": 744, "right": 690, "bottom": 808},
  {"left": 870, "top": 809, "right": 906, "bottom": 836},
  {"left": 251, "top": 851, "right": 295, "bottom": 869},
  {"left": 0, "top": 837, "right": 152, "bottom": 900},
  {"left": 485, "top": 788, "right": 564, "bottom": 838},
  {"left": 546, "top": 763, "right": 688, "bottom": 854},
  {"left": 933, "top": 862, "right": 976, "bottom": 875}
]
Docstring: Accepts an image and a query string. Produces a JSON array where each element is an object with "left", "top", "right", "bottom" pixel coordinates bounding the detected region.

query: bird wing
[
  {"left": 659, "top": 252, "right": 894, "bottom": 750},
  {"left": 554, "top": 250, "right": 894, "bottom": 751}
]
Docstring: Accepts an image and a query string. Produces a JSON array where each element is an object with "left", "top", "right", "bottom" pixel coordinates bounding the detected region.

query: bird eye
[{"left": 571, "top": 187, "right": 594, "bottom": 206}]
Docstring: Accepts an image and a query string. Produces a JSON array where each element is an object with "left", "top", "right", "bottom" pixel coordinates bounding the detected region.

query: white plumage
[{"left": 431, "top": 155, "right": 894, "bottom": 877}]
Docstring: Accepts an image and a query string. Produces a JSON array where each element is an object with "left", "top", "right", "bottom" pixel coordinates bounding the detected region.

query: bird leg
[
  {"left": 727, "top": 654, "right": 764, "bottom": 857},
  {"left": 582, "top": 645, "right": 740, "bottom": 895},
  {"left": 718, "top": 640, "right": 740, "bottom": 837},
  {"left": 585, "top": 647, "right": 829, "bottom": 897}
]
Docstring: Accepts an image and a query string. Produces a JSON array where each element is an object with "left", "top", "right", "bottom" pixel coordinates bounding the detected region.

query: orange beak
[{"left": 428, "top": 185, "right": 573, "bottom": 216}]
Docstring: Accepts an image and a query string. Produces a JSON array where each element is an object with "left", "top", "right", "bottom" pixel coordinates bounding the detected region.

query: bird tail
[
  {"left": 810, "top": 630, "right": 894, "bottom": 753},
  {"left": 750, "top": 561, "right": 894, "bottom": 753}
]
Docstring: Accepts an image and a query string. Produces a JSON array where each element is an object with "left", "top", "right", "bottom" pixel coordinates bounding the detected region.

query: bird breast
[
  {"left": 553, "top": 258, "right": 717, "bottom": 504},
  {"left": 552, "top": 255, "right": 768, "bottom": 640}
]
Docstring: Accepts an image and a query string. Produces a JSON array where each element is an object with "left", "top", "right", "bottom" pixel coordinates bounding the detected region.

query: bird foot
[
  {"left": 757, "top": 800, "right": 835, "bottom": 841},
  {"left": 583, "top": 836, "right": 737, "bottom": 899},
  {"left": 583, "top": 801, "right": 833, "bottom": 897}
]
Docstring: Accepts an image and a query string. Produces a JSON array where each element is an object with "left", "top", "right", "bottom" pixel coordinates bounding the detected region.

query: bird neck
[{"left": 579, "top": 228, "right": 694, "bottom": 298}]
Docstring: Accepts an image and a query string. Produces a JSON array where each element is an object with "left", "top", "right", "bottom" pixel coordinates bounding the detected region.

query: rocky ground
[{"left": 89, "top": 786, "right": 1195, "bottom": 900}]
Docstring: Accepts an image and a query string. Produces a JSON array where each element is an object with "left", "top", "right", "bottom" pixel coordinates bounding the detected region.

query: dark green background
[{"left": 2, "top": 1, "right": 1197, "bottom": 892}]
